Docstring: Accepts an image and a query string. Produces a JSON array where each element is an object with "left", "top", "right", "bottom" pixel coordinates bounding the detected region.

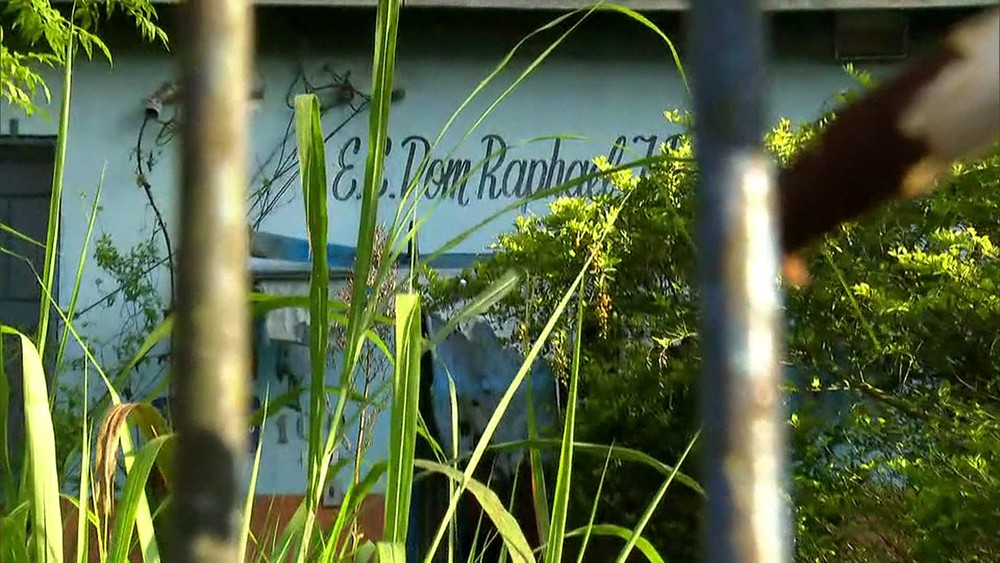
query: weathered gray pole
[
  {"left": 688, "top": 1, "right": 791, "bottom": 562},
  {"left": 171, "top": 0, "right": 254, "bottom": 561}
]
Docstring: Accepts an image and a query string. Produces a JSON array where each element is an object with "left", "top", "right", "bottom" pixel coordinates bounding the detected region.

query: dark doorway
[{"left": 1, "top": 135, "right": 57, "bottom": 497}]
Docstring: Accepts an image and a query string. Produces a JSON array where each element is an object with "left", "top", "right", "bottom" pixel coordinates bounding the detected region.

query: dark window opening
[{"left": 1, "top": 135, "right": 58, "bottom": 491}]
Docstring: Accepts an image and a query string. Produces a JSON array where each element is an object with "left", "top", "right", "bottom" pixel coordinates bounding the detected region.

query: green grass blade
[
  {"left": 3, "top": 329, "right": 63, "bottom": 563},
  {"left": 248, "top": 292, "right": 361, "bottom": 322},
  {"left": 0, "top": 222, "right": 46, "bottom": 248},
  {"left": 423, "top": 191, "right": 632, "bottom": 562},
  {"left": 75, "top": 364, "right": 92, "bottom": 563},
  {"left": 415, "top": 410, "right": 445, "bottom": 463},
  {"left": 389, "top": 9, "right": 586, "bottom": 229},
  {"left": 423, "top": 262, "right": 591, "bottom": 562},
  {"left": 84, "top": 314, "right": 174, "bottom": 421},
  {"left": 60, "top": 493, "right": 100, "bottom": 543},
  {"left": 21, "top": 277, "right": 162, "bottom": 560},
  {"left": 337, "top": 0, "right": 402, "bottom": 408},
  {"left": 373, "top": 135, "right": 576, "bottom": 316},
  {"left": 375, "top": 541, "right": 406, "bottom": 563},
  {"left": 270, "top": 501, "right": 308, "bottom": 562},
  {"left": 372, "top": 5, "right": 602, "bottom": 292},
  {"left": 305, "top": 0, "right": 403, "bottom": 555},
  {"left": 342, "top": 0, "right": 403, "bottom": 376},
  {"left": 53, "top": 165, "right": 105, "bottom": 399},
  {"left": 249, "top": 384, "right": 385, "bottom": 429},
  {"left": 438, "top": 7, "right": 598, "bottom": 169},
  {"left": 424, "top": 269, "right": 520, "bottom": 352},
  {"left": 35, "top": 6, "right": 76, "bottom": 358},
  {"left": 383, "top": 293, "right": 422, "bottom": 543},
  {"left": 452, "top": 439, "right": 704, "bottom": 497},
  {"left": 414, "top": 460, "right": 535, "bottom": 563},
  {"left": 525, "top": 373, "right": 550, "bottom": 550},
  {"left": 381, "top": 4, "right": 599, "bottom": 246},
  {"left": 565, "top": 524, "right": 663, "bottom": 563},
  {"left": 596, "top": 3, "right": 688, "bottom": 95},
  {"left": 324, "top": 461, "right": 388, "bottom": 562},
  {"left": 446, "top": 370, "right": 459, "bottom": 563},
  {"left": 1, "top": 501, "right": 32, "bottom": 562},
  {"left": 0, "top": 334, "right": 14, "bottom": 505},
  {"left": 239, "top": 388, "right": 270, "bottom": 563},
  {"left": 614, "top": 430, "right": 700, "bottom": 563},
  {"left": 108, "top": 434, "right": 173, "bottom": 563},
  {"left": 112, "top": 315, "right": 173, "bottom": 387},
  {"left": 498, "top": 464, "right": 525, "bottom": 563},
  {"left": 354, "top": 540, "right": 376, "bottom": 563},
  {"left": 521, "top": 275, "right": 549, "bottom": 550},
  {"left": 544, "top": 277, "right": 587, "bottom": 563},
  {"left": 293, "top": 91, "right": 331, "bottom": 560},
  {"left": 574, "top": 441, "right": 615, "bottom": 563}
]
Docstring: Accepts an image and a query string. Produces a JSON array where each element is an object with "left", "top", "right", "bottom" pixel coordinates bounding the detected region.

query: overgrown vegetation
[
  {"left": 424, "top": 75, "right": 1000, "bottom": 560},
  {"left": 2, "top": 0, "right": 167, "bottom": 116},
  {"left": 2, "top": 1, "right": 998, "bottom": 562},
  {"left": 422, "top": 112, "right": 705, "bottom": 560}
]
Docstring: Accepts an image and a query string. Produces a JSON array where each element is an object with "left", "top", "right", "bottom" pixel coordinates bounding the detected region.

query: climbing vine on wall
[{"left": 79, "top": 63, "right": 379, "bottom": 386}]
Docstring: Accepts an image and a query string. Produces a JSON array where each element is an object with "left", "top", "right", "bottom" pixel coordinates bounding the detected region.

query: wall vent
[{"left": 835, "top": 10, "right": 911, "bottom": 62}]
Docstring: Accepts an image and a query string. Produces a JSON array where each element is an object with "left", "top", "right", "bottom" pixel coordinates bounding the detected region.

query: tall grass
[
  {"left": 294, "top": 88, "right": 333, "bottom": 561},
  {"left": 0, "top": 8, "right": 166, "bottom": 561},
  {"left": 4, "top": 328, "right": 62, "bottom": 562},
  {"left": 278, "top": 2, "right": 702, "bottom": 559},
  {"left": 0, "top": 1, "right": 704, "bottom": 562}
]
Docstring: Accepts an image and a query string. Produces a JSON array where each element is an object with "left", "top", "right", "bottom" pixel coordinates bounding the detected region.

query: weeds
[{"left": 0, "top": 2, "right": 696, "bottom": 562}]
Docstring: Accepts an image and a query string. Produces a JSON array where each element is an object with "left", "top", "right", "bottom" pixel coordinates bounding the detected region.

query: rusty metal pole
[
  {"left": 171, "top": 0, "right": 254, "bottom": 561},
  {"left": 688, "top": 1, "right": 791, "bottom": 562}
]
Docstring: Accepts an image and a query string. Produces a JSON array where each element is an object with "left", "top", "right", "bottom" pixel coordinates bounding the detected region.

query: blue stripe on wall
[{"left": 250, "top": 229, "right": 491, "bottom": 270}]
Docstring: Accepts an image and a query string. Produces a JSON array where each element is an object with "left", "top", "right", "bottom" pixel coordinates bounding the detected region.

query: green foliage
[
  {"left": 4, "top": 329, "right": 63, "bottom": 563},
  {"left": 765, "top": 67, "right": 999, "bottom": 561},
  {"left": 0, "top": 28, "right": 58, "bottom": 115},
  {"left": 425, "top": 79, "right": 1000, "bottom": 561},
  {"left": 785, "top": 145, "right": 1000, "bottom": 561},
  {"left": 423, "top": 114, "right": 704, "bottom": 560},
  {"left": 0, "top": 2, "right": 698, "bottom": 562},
  {"left": 1, "top": 0, "right": 167, "bottom": 116},
  {"left": 91, "top": 234, "right": 166, "bottom": 371},
  {"left": 43, "top": 233, "right": 168, "bottom": 477},
  {"left": 10, "top": 0, "right": 995, "bottom": 559}
]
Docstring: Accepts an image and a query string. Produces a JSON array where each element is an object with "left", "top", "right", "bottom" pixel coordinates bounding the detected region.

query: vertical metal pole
[
  {"left": 171, "top": 0, "right": 254, "bottom": 561},
  {"left": 688, "top": 2, "right": 790, "bottom": 563}
]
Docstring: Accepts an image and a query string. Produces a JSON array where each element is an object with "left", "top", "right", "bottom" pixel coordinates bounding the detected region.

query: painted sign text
[{"left": 330, "top": 133, "right": 682, "bottom": 206}]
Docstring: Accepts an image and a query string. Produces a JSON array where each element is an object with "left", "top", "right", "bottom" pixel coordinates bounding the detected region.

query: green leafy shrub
[
  {"left": 2, "top": 0, "right": 167, "bottom": 116},
  {"left": 422, "top": 112, "right": 705, "bottom": 560},
  {"left": 423, "top": 80, "right": 1000, "bottom": 560},
  {"left": 786, "top": 136, "right": 1000, "bottom": 562}
]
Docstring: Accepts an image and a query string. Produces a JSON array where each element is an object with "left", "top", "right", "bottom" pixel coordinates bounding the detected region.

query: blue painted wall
[{"left": 1, "top": 7, "right": 905, "bottom": 496}]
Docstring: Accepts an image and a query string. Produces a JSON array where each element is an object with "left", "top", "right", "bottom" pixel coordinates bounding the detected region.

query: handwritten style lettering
[{"left": 328, "top": 133, "right": 679, "bottom": 206}]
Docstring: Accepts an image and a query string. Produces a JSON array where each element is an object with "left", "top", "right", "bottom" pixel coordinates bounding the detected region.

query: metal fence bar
[
  {"left": 171, "top": 0, "right": 254, "bottom": 561},
  {"left": 688, "top": 2, "right": 791, "bottom": 562}
]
